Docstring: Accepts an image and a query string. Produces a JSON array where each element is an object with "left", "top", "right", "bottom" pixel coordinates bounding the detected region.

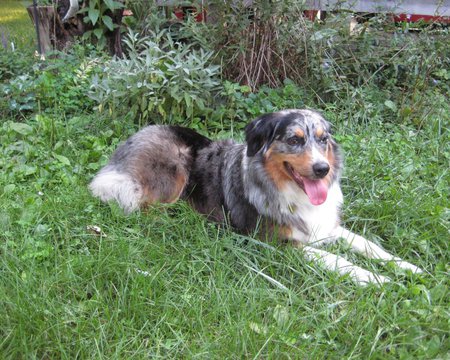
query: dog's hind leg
[
  {"left": 89, "top": 127, "right": 192, "bottom": 213},
  {"left": 333, "top": 226, "right": 423, "bottom": 274},
  {"left": 302, "top": 246, "right": 390, "bottom": 285},
  {"left": 89, "top": 162, "right": 189, "bottom": 213}
]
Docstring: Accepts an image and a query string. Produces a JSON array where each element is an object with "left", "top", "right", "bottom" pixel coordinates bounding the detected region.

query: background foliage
[{"left": 89, "top": 28, "right": 221, "bottom": 125}]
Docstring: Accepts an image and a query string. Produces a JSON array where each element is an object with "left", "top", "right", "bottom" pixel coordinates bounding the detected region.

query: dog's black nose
[{"left": 313, "top": 162, "right": 330, "bottom": 178}]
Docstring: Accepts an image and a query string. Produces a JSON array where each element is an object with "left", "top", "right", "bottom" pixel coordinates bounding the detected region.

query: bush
[
  {"left": 0, "top": 47, "right": 35, "bottom": 82},
  {"left": 205, "top": 80, "right": 312, "bottom": 134},
  {"left": 88, "top": 28, "right": 222, "bottom": 125},
  {"left": 172, "top": 1, "right": 450, "bottom": 127},
  {"left": 0, "top": 46, "right": 102, "bottom": 118}
]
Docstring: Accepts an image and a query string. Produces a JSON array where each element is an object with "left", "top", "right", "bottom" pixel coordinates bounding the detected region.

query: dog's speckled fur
[{"left": 90, "top": 109, "right": 423, "bottom": 285}]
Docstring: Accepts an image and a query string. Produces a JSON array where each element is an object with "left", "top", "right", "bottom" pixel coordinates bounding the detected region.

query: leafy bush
[
  {"left": 170, "top": 1, "right": 450, "bottom": 128},
  {"left": 204, "top": 80, "right": 312, "bottom": 134},
  {"left": 88, "top": 28, "right": 222, "bottom": 124},
  {"left": 79, "top": 0, "right": 124, "bottom": 50},
  {"left": 1, "top": 47, "right": 102, "bottom": 117},
  {"left": 0, "top": 47, "right": 35, "bottom": 82}
]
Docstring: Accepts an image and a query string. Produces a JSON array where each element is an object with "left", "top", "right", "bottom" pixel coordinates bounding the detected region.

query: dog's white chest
[{"left": 281, "top": 182, "right": 343, "bottom": 245}]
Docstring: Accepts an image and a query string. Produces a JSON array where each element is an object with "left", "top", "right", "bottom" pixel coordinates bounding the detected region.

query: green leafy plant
[
  {"left": 89, "top": 28, "right": 222, "bottom": 125},
  {"left": 1, "top": 47, "right": 103, "bottom": 118},
  {"left": 0, "top": 47, "right": 35, "bottom": 82},
  {"left": 79, "top": 0, "right": 124, "bottom": 49},
  {"left": 172, "top": 1, "right": 450, "bottom": 129}
]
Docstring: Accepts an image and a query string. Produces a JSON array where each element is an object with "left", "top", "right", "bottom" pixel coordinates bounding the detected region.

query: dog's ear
[{"left": 245, "top": 114, "right": 281, "bottom": 157}]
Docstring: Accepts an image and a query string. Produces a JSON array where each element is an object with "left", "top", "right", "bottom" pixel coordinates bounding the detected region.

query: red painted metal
[
  {"left": 174, "top": 6, "right": 206, "bottom": 22},
  {"left": 393, "top": 14, "right": 450, "bottom": 24}
]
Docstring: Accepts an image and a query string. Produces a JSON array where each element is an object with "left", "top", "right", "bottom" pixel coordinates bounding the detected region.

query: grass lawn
[
  {"left": 0, "top": 0, "right": 34, "bottom": 50},
  {"left": 0, "top": 109, "right": 448, "bottom": 358}
]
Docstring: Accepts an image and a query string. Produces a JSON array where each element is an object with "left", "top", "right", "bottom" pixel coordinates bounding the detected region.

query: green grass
[
  {"left": 0, "top": 0, "right": 34, "bottom": 50},
  {"left": 0, "top": 106, "right": 448, "bottom": 358}
]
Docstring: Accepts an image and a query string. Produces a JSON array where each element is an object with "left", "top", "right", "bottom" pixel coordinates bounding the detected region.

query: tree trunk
[
  {"left": 27, "top": 1, "right": 125, "bottom": 57},
  {"left": 27, "top": 4, "right": 79, "bottom": 55},
  {"left": 108, "top": 9, "right": 124, "bottom": 58},
  {"left": 27, "top": 5, "right": 55, "bottom": 54}
]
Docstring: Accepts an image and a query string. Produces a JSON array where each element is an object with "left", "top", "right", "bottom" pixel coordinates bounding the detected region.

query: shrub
[
  {"left": 0, "top": 46, "right": 102, "bottom": 118},
  {"left": 88, "top": 28, "right": 222, "bottom": 125},
  {"left": 173, "top": 1, "right": 450, "bottom": 127},
  {"left": 0, "top": 47, "right": 35, "bottom": 82},
  {"left": 205, "top": 80, "right": 312, "bottom": 134}
]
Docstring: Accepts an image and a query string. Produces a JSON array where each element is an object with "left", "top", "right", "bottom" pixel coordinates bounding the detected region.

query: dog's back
[
  {"left": 187, "top": 140, "right": 261, "bottom": 232},
  {"left": 90, "top": 124, "right": 262, "bottom": 232}
]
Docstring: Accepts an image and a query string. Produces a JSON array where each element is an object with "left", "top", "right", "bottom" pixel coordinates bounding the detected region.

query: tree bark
[
  {"left": 27, "top": 0, "right": 125, "bottom": 57},
  {"left": 27, "top": 5, "right": 55, "bottom": 54}
]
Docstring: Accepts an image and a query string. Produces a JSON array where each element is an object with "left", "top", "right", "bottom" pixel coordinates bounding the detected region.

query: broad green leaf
[
  {"left": 93, "top": 28, "right": 103, "bottom": 39},
  {"left": 10, "top": 122, "right": 33, "bottom": 135},
  {"left": 54, "top": 154, "right": 71, "bottom": 166},
  {"left": 88, "top": 7, "right": 100, "bottom": 25},
  {"left": 104, "top": 0, "right": 124, "bottom": 10},
  {"left": 102, "top": 15, "right": 114, "bottom": 31}
]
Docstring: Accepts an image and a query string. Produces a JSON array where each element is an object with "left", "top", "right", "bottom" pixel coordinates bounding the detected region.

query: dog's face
[{"left": 245, "top": 109, "right": 341, "bottom": 205}]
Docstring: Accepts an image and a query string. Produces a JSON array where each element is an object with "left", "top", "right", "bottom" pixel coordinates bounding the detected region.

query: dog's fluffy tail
[
  {"left": 89, "top": 166, "right": 143, "bottom": 213},
  {"left": 89, "top": 125, "right": 211, "bottom": 213}
]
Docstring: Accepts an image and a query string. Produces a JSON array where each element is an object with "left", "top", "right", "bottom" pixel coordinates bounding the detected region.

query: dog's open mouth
[{"left": 284, "top": 162, "right": 328, "bottom": 206}]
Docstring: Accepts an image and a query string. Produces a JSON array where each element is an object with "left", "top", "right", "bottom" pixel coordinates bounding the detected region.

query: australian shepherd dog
[{"left": 89, "top": 109, "right": 422, "bottom": 285}]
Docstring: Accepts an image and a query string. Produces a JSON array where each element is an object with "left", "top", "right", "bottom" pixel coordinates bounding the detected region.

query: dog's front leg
[
  {"left": 288, "top": 228, "right": 389, "bottom": 285},
  {"left": 301, "top": 245, "right": 390, "bottom": 285},
  {"left": 334, "top": 226, "right": 423, "bottom": 274}
]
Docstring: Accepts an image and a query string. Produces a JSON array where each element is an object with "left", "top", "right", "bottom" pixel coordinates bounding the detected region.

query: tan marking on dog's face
[
  {"left": 315, "top": 127, "right": 324, "bottom": 138},
  {"left": 264, "top": 147, "right": 314, "bottom": 188},
  {"left": 282, "top": 152, "right": 316, "bottom": 176},
  {"left": 324, "top": 142, "right": 336, "bottom": 180},
  {"left": 265, "top": 141, "right": 336, "bottom": 189},
  {"left": 295, "top": 128, "right": 305, "bottom": 138},
  {"left": 264, "top": 153, "right": 292, "bottom": 189}
]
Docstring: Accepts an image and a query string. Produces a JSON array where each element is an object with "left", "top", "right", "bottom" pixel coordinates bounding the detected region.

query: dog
[{"left": 89, "top": 109, "right": 423, "bottom": 285}]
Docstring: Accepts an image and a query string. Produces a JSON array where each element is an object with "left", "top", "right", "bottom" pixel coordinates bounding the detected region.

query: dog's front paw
[
  {"left": 350, "top": 268, "right": 391, "bottom": 286},
  {"left": 395, "top": 260, "right": 424, "bottom": 274}
]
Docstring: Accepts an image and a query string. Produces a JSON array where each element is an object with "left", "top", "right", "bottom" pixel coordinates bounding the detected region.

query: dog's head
[{"left": 245, "top": 109, "right": 342, "bottom": 206}]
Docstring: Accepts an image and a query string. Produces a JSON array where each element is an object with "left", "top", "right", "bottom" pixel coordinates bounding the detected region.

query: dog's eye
[
  {"left": 319, "top": 136, "right": 329, "bottom": 144},
  {"left": 286, "top": 136, "right": 305, "bottom": 146}
]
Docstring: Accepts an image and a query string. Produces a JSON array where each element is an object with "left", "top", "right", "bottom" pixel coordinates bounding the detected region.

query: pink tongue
[{"left": 302, "top": 178, "right": 328, "bottom": 205}]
